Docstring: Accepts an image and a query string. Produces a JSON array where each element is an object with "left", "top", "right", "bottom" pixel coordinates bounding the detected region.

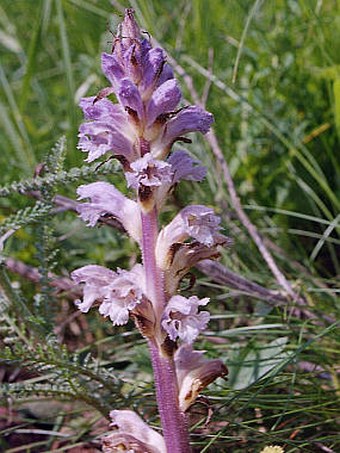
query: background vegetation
[{"left": 0, "top": 0, "right": 339, "bottom": 451}]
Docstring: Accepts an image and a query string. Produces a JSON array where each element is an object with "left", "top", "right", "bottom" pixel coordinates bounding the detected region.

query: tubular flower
[
  {"left": 102, "top": 410, "right": 166, "bottom": 453},
  {"left": 76, "top": 181, "right": 141, "bottom": 243},
  {"left": 77, "top": 9, "right": 213, "bottom": 168},
  {"left": 155, "top": 206, "right": 231, "bottom": 291},
  {"left": 175, "top": 345, "right": 228, "bottom": 411},
  {"left": 125, "top": 153, "right": 173, "bottom": 190},
  {"left": 71, "top": 264, "right": 150, "bottom": 326},
  {"left": 161, "top": 295, "right": 210, "bottom": 343}
]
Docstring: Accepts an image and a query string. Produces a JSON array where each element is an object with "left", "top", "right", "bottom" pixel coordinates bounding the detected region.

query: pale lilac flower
[
  {"left": 78, "top": 97, "right": 137, "bottom": 163},
  {"left": 74, "top": 10, "right": 223, "bottom": 451},
  {"left": 156, "top": 205, "right": 225, "bottom": 273},
  {"left": 175, "top": 345, "right": 228, "bottom": 411},
  {"left": 76, "top": 181, "right": 141, "bottom": 243},
  {"left": 168, "top": 150, "right": 207, "bottom": 183},
  {"left": 71, "top": 264, "right": 145, "bottom": 326},
  {"left": 125, "top": 153, "right": 173, "bottom": 189},
  {"left": 159, "top": 205, "right": 221, "bottom": 248},
  {"left": 77, "top": 9, "right": 213, "bottom": 167},
  {"left": 102, "top": 410, "right": 166, "bottom": 453},
  {"left": 163, "top": 236, "right": 231, "bottom": 296},
  {"left": 98, "top": 266, "right": 145, "bottom": 325},
  {"left": 71, "top": 265, "right": 116, "bottom": 313},
  {"left": 161, "top": 295, "right": 210, "bottom": 343}
]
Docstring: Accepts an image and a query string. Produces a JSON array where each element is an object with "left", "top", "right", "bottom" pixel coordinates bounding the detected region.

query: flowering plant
[{"left": 72, "top": 9, "right": 228, "bottom": 452}]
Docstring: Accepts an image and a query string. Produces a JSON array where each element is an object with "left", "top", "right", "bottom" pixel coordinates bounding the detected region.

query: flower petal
[
  {"left": 140, "top": 47, "right": 168, "bottom": 95},
  {"left": 125, "top": 153, "right": 173, "bottom": 189},
  {"left": 161, "top": 295, "right": 210, "bottom": 343},
  {"left": 101, "top": 52, "right": 125, "bottom": 90},
  {"left": 168, "top": 150, "right": 207, "bottom": 182},
  {"left": 77, "top": 98, "right": 136, "bottom": 163},
  {"left": 156, "top": 205, "right": 222, "bottom": 270},
  {"left": 71, "top": 265, "right": 117, "bottom": 313},
  {"left": 146, "top": 79, "right": 181, "bottom": 126},
  {"left": 118, "top": 78, "right": 144, "bottom": 121},
  {"left": 76, "top": 181, "right": 141, "bottom": 243},
  {"left": 163, "top": 105, "right": 213, "bottom": 143},
  {"left": 102, "top": 410, "right": 166, "bottom": 453},
  {"left": 71, "top": 264, "right": 146, "bottom": 326},
  {"left": 175, "top": 345, "right": 228, "bottom": 411},
  {"left": 79, "top": 97, "right": 121, "bottom": 121}
]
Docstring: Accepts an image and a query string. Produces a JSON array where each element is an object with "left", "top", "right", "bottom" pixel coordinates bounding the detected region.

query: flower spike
[{"left": 74, "top": 9, "right": 224, "bottom": 452}]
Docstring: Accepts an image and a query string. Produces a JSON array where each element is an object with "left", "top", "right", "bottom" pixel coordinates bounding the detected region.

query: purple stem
[
  {"left": 149, "top": 340, "right": 191, "bottom": 453},
  {"left": 141, "top": 209, "right": 191, "bottom": 453}
]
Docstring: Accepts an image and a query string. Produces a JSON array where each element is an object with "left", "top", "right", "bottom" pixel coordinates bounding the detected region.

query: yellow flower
[{"left": 260, "top": 446, "right": 284, "bottom": 453}]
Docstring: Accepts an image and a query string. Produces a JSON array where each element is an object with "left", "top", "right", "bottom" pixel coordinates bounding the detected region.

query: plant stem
[
  {"left": 141, "top": 208, "right": 191, "bottom": 453},
  {"left": 149, "top": 340, "right": 191, "bottom": 453}
]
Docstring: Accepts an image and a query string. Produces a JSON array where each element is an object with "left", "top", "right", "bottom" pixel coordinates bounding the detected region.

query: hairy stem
[
  {"left": 141, "top": 208, "right": 191, "bottom": 453},
  {"left": 148, "top": 340, "right": 191, "bottom": 453}
]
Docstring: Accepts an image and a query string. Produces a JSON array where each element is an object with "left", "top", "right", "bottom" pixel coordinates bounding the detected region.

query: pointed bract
[{"left": 175, "top": 345, "right": 228, "bottom": 411}]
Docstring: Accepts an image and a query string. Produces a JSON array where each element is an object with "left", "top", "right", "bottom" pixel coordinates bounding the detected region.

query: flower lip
[
  {"left": 175, "top": 344, "right": 228, "bottom": 411},
  {"left": 125, "top": 153, "right": 173, "bottom": 189},
  {"left": 168, "top": 150, "right": 207, "bottom": 183},
  {"left": 102, "top": 409, "right": 166, "bottom": 453},
  {"left": 161, "top": 295, "right": 210, "bottom": 343},
  {"left": 76, "top": 181, "right": 142, "bottom": 243},
  {"left": 71, "top": 264, "right": 146, "bottom": 326},
  {"left": 77, "top": 97, "right": 136, "bottom": 163}
]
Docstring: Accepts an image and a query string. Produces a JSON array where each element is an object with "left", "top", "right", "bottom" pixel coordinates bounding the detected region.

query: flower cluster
[{"left": 71, "top": 9, "right": 228, "bottom": 451}]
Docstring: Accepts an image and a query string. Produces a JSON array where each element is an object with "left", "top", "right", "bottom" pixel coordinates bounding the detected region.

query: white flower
[
  {"left": 102, "top": 410, "right": 166, "bottom": 453},
  {"left": 175, "top": 345, "right": 228, "bottom": 411},
  {"left": 71, "top": 264, "right": 145, "bottom": 326}
]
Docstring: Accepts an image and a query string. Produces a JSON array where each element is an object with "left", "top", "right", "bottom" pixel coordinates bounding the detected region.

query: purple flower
[
  {"left": 161, "top": 295, "right": 210, "bottom": 343},
  {"left": 175, "top": 345, "right": 228, "bottom": 411},
  {"left": 71, "top": 264, "right": 145, "bottom": 326},
  {"left": 78, "top": 97, "right": 137, "bottom": 163},
  {"left": 77, "top": 8, "right": 213, "bottom": 166},
  {"left": 102, "top": 410, "right": 166, "bottom": 453},
  {"left": 151, "top": 106, "right": 214, "bottom": 159},
  {"left": 125, "top": 153, "right": 173, "bottom": 189},
  {"left": 146, "top": 79, "right": 182, "bottom": 126},
  {"left": 168, "top": 150, "right": 207, "bottom": 183},
  {"left": 156, "top": 205, "right": 223, "bottom": 273},
  {"left": 76, "top": 182, "right": 141, "bottom": 243},
  {"left": 155, "top": 205, "right": 232, "bottom": 295}
]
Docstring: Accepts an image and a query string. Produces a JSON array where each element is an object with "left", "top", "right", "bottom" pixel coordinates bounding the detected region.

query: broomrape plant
[{"left": 71, "top": 9, "right": 229, "bottom": 452}]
